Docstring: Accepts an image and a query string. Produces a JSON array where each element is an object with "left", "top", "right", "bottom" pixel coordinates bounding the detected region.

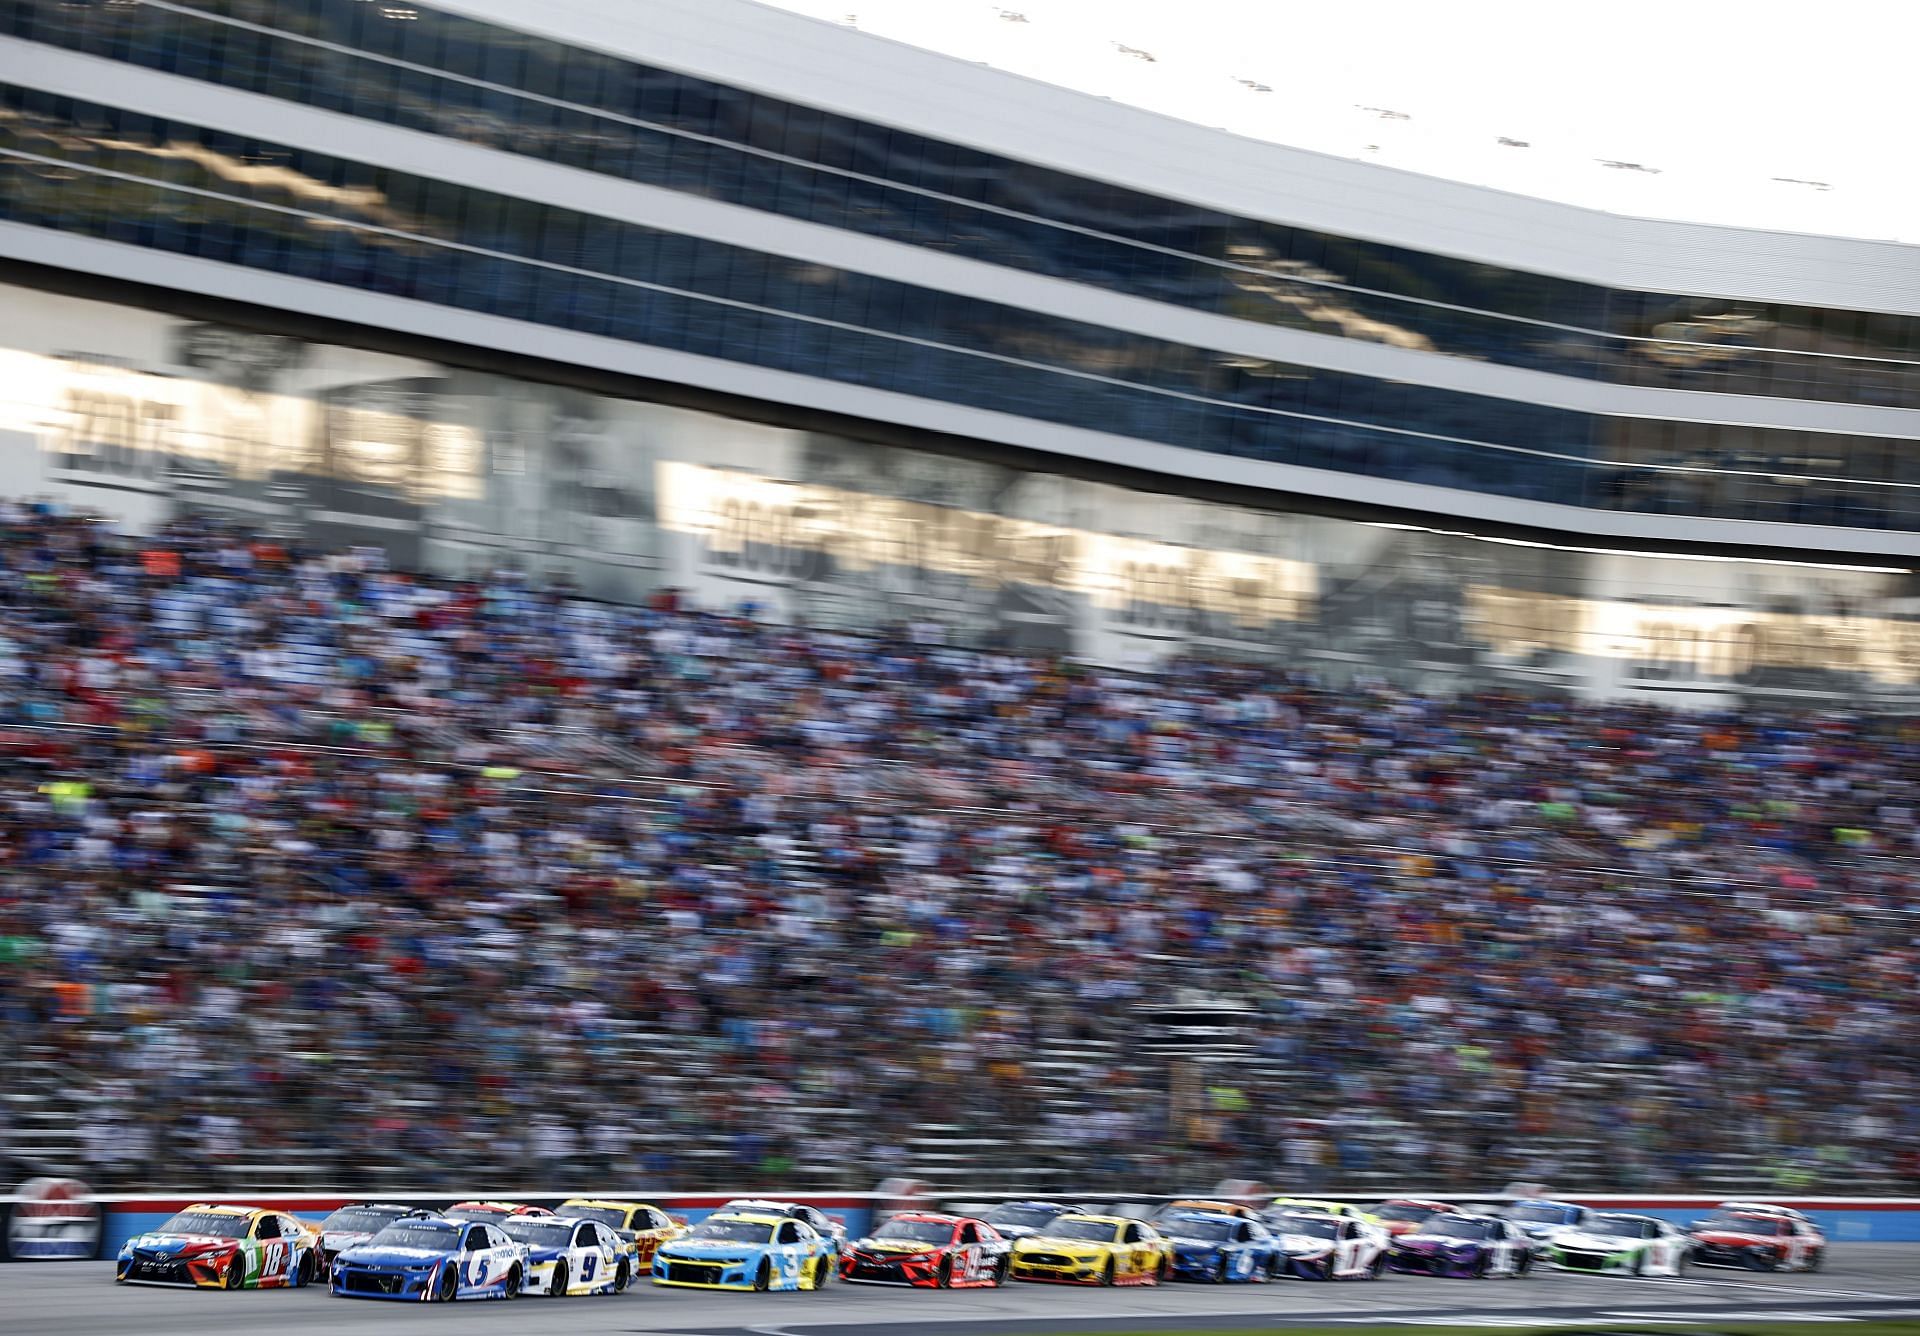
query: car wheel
[
  {"left": 614, "top": 1260, "right": 630, "bottom": 1293},
  {"left": 225, "top": 1254, "right": 246, "bottom": 1291},
  {"left": 812, "top": 1256, "right": 831, "bottom": 1290},
  {"left": 504, "top": 1265, "right": 521, "bottom": 1299},
  {"left": 1631, "top": 1251, "right": 1646, "bottom": 1277},
  {"left": 1215, "top": 1254, "right": 1231, "bottom": 1283},
  {"left": 296, "top": 1253, "right": 315, "bottom": 1289},
  {"left": 992, "top": 1255, "right": 1010, "bottom": 1287},
  {"left": 1673, "top": 1251, "right": 1688, "bottom": 1278},
  {"left": 1369, "top": 1252, "right": 1386, "bottom": 1280},
  {"left": 1100, "top": 1258, "right": 1116, "bottom": 1287},
  {"left": 1473, "top": 1254, "right": 1491, "bottom": 1280},
  {"left": 937, "top": 1255, "right": 953, "bottom": 1289},
  {"left": 550, "top": 1260, "right": 568, "bottom": 1297},
  {"left": 753, "top": 1259, "right": 771, "bottom": 1292},
  {"left": 436, "top": 1262, "right": 458, "bottom": 1302},
  {"left": 1807, "top": 1248, "right": 1823, "bottom": 1274},
  {"left": 1513, "top": 1251, "right": 1532, "bottom": 1279}
]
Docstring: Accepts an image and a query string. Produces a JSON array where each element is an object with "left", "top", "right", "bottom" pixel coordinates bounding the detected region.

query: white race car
[
  {"left": 1539, "top": 1212, "right": 1691, "bottom": 1276},
  {"left": 1271, "top": 1211, "right": 1388, "bottom": 1280},
  {"left": 497, "top": 1215, "right": 632, "bottom": 1295}
]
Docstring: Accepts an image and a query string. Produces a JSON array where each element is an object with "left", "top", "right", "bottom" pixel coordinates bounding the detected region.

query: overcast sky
[{"left": 759, "top": 0, "right": 1918, "bottom": 241}]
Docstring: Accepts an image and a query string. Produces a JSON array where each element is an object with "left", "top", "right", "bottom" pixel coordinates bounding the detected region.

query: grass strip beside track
[{"left": 1010, "top": 1326, "right": 1920, "bottom": 1336}]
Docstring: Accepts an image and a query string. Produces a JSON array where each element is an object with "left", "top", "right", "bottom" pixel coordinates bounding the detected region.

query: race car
[
  {"left": 1538, "top": 1212, "right": 1691, "bottom": 1276},
  {"left": 330, "top": 1215, "right": 527, "bottom": 1301},
  {"left": 979, "top": 1200, "right": 1075, "bottom": 1240},
  {"left": 1372, "top": 1198, "right": 1458, "bottom": 1238},
  {"left": 443, "top": 1201, "right": 554, "bottom": 1223},
  {"left": 1502, "top": 1198, "right": 1590, "bottom": 1243},
  {"left": 1270, "top": 1210, "right": 1389, "bottom": 1280},
  {"left": 652, "top": 1210, "right": 836, "bottom": 1291},
  {"left": 719, "top": 1200, "right": 846, "bottom": 1255},
  {"left": 558, "top": 1199, "right": 686, "bottom": 1267},
  {"left": 117, "top": 1204, "right": 321, "bottom": 1290},
  {"left": 1006, "top": 1213, "right": 1172, "bottom": 1286},
  {"left": 1158, "top": 1209, "right": 1283, "bottom": 1282},
  {"left": 315, "top": 1203, "right": 436, "bottom": 1270},
  {"left": 1387, "top": 1212, "right": 1532, "bottom": 1278},
  {"left": 1717, "top": 1200, "right": 1814, "bottom": 1221},
  {"left": 1266, "top": 1198, "right": 1383, "bottom": 1227},
  {"left": 1148, "top": 1198, "right": 1263, "bottom": 1224},
  {"left": 840, "top": 1212, "right": 1009, "bottom": 1287},
  {"left": 1686, "top": 1207, "right": 1825, "bottom": 1272},
  {"left": 499, "top": 1214, "right": 633, "bottom": 1295}
]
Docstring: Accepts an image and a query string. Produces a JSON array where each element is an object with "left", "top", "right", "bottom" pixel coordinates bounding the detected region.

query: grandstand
[{"left": 0, "top": 0, "right": 1916, "bottom": 1201}]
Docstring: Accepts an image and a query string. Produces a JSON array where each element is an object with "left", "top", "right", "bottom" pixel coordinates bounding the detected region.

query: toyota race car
[
  {"left": 442, "top": 1201, "right": 554, "bottom": 1223},
  {"left": 979, "top": 1201, "right": 1074, "bottom": 1240},
  {"left": 499, "top": 1214, "right": 633, "bottom": 1295},
  {"left": 331, "top": 1216, "right": 526, "bottom": 1301},
  {"left": 1270, "top": 1210, "right": 1389, "bottom": 1280},
  {"left": 1539, "top": 1212, "right": 1691, "bottom": 1276},
  {"left": 1159, "top": 1210, "right": 1283, "bottom": 1282},
  {"left": 558, "top": 1199, "right": 687, "bottom": 1267},
  {"left": 1387, "top": 1212, "right": 1532, "bottom": 1278},
  {"left": 1372, "top": 1198, "right": 1457, "bottom": 1237},
  {"left": 719, "top": 1200, "right": 846, "bottom": 1255},
  {"left": 1686, "top": 1207, "right": 1825, "bottom": 1271},
  {"left": 117, "top": 1204, "right": 320, "bottom": 1289},
  {"left": 840, "top": 1213, "right": 1009, "bottom": 1287},
  {"left": 1007, "top": 1213, "right": 1172, "bottom": 1286},
  {"left": 652, "top": 1210, "right": 836, "bottom": 1291},
  {"left": 315, "top": 1204, "right": 435, "bottom": 1270},
  {"left": 1502, "top": 1198, "right": 1590, "bottom": 1242}
]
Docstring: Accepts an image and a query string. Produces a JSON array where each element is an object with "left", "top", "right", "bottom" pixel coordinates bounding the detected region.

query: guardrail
[{"left": 5, "top": 1190, "right": 1920, "bottom": 1259}]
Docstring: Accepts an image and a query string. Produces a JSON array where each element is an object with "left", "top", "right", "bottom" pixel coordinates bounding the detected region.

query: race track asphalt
[{"left": 4, "top": 1246, "right": 1919, "bottom": 1336}]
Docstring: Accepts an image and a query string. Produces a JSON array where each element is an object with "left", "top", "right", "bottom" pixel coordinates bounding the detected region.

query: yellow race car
[
  {"left": 1006, "top": 1213, "right": 1172, "bottom": 1286},
  {"left": 559, "top": 1199, "right": 687, "bottom": 1268}
]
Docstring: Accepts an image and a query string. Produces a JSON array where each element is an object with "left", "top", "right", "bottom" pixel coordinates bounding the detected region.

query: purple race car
[{"left": 1385, "top": 1213, "right": 1532, "bottom": 1278}]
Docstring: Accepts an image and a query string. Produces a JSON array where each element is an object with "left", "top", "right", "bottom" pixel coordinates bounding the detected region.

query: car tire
[
  {"left": 812, "top": 1256, "right": 832, "bottom": 1291},
  {"left": 1215, "top": 1254, "right": 1231, "bottom": 1283},
  {"left": 1474, "top": 1254, "right": 1491, "bottom": 1280},
  {"left": 1369, "top": 1252, "right": 1386, "bottom": 1280},
  {"left": 296, "top": 1253, "right": 315, "bottom": 1289},
  {"left": 1100, "top": 1258, "right": 1116, "bottom": 1287},
  {"left": 1513, "top": 1251, "right": 1531, "bottom": 1279},
  {"left": 753, "top": 1259, "right": 771, "bottom": 1292},
  {"left": 614, "top": 1260, "right": 630, "bottom": 1293},
  {"left": 504, "top": 1265, "right": 521, "bottom": 1299},
  {"left": 550, "top": 1260, "right": 568, "bottom": 1297},
  {"left": 225, "top": 1255, "right": 246, "bottom": 1291},
  {"left": 937, "top": 1256, "right": 953, "bottom": 1289},
  {"left": 1632, "top": 1251, "right": 1646, "bottom": 1277},
  {"left": 436, "top": 1262, "right": 458, "bottom": 1302},
  {"left": 1807, "top": 1248, "right": 1823, "bottom": 1274},
  {"left": 992, "top": 1256, "right": 1010, "bottom": 1287}
]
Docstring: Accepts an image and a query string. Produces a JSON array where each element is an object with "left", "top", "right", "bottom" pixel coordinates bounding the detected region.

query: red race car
[
  {"left": 841, "top": 1213, "right": 1010, "bottom": 1288},
  {"left": 1372, "top": 1198, "right": 1458, "bottom": 1238},
  {"left": 1687, "top": 1206, "right": 1826, "bottom": 1272},
  {"left": 441, "top": 1200, "right": 554, "bottom": 1223}
]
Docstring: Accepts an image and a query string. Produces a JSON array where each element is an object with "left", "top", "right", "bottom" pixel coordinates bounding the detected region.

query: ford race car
[
  {"left": 558, "top": 1199, "right": 687, "bottom": 1268},
  {"left": 1503, "top": 1198, "right": 1590, "bottom": 1243},
  {"left": 1539, "top": 1212, "right": 1690, "bottom": 1276},
  {"left": 117, "top": 1204, "right": 321, "bottom": 1290},
  {"left": 979, "top": 1201, "right": 1074, "bottom": 1240},
  {"left": 315, "top": 1204, "right": 435, "bottom": 1271},
  {"left": 499, "top": 1214, "right": 632, "bottom": 1295},
  {"left": 840, "top": 1213, "right": 1009, "bottom": 1287},
  {"left": 443, "top": 1200, "right": 553, "bottom": 1223},
  {"left": 1271, "top": 1211, "right": 1389, "bottom": 1280},
  {"left": 1387, "top": 1213, "right": 1532, "bottom": 1278},
  {"left": 1159, "top": 1210, "right": 1283, "bottom": 1282},
  {"left": 652, "top": 1210, "right": 836, "bottom": 1291},
  {"left": 719, "top": 1200, "right": 846, "bottom": 1256},
  {"left": 1686, "top": 1207, "right": 1825, "bottom": 1272},
  {"left": 1372, "top": 1198, "right": 1458, "bottom": 1238},
  {"left": 331, "top": 1216, "right": 526, "bottom": 1301},
  {"left": 1007, "top": 1213, "right": 1172, "bottom": 1286}
]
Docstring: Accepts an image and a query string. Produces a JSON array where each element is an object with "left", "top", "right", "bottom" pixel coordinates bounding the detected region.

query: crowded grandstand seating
[{"left": 0, "top": 502, "right": 1914, "bottom": 1195}]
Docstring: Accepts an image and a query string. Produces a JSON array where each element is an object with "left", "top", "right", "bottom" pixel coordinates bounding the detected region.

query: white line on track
[{"left": 1586, "top": 1275, "right": 1911, "bottom": 1300}]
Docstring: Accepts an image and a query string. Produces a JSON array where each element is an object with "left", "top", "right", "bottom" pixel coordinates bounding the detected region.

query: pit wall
[{"left": 7, "top": 1192, "right": 1919, "bottom": 1259}]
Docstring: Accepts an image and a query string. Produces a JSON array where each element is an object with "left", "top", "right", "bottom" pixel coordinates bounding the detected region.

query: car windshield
[
  {"left": 1698, "top": 1214, "right": 1785, "bottom": 1235},
  {"left": 321, "top": 1208, "right": 407, "bottom": 1234},
  {"left": 687, "top": 1218, "right": 773, "bottom": 1244},
  {"left": 564, "top": 1207, "right": 631, "bottom": 1230},
  {"left": 1376, "top": 1204, "right": 1441, "bottom": 1222},
  {"left": 1279, "top": 1216, "right": 1340, "bottom": 1240},
  {"left": 1167, "top": 1217, "right": 1236, "bottom": 1241},
  {"left": 1422, "top": 1217, "right": 1491, "bottom": 1240},
  {"left": 873, "top": 1220, "right": 952, "bottom": 1244},
  {"left": 1588, "top": 1215, "right": 1655, "bottom": 1239},
  {"left": 1508, "top": 1205, "right": 1571, "bottom": 1224},
  {"left": 155, "top": 1211, "right": 246, "bottom": 1238},
  {"left": 1039, "top": 1219, "right": 1119, "bottom": 1243},
  {"left": 368, "top": 1225, "right": 459, "bottom": 1251},
  {"left": 500, "top": 1220, "right": 577, "bottom": 1247},
  {"left": 984, "top": 1205, "right": 1061, "bottom": 1229}
]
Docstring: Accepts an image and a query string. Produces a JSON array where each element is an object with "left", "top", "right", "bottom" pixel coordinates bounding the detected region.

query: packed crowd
[{"left": 1, "top": 500, "right": 1915, "bottom": 1194}]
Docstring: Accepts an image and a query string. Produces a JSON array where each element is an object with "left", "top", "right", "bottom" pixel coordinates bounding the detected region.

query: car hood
[
  {"left": 1396, "top": 1235, "right": 1483, "bottom": 1252},
  {"left": 128, "top": 1233, "right": 237, "bottom": 1255},
  {"left": 1693, "top": 1230, "right": 1780, "bottom": 1246},
  {"left": 661, "top": 1240, "right": 765, "bottom": 1260},
  {"left": 857, "top": 1241, "right": 939, "bottom": 1255},
  {"left": 1279, "top": 1233, "right": 1337, "bottom": 1254},
  {"left": 1556, "top": 1233, "right": 1643, "bottom": 1252},
  {"left": 338, "top": 1245, "right": 455, "bottom": 1266},
  {"left": 1017, "top": 1237, "right": 1112, "bottom": 1255}
]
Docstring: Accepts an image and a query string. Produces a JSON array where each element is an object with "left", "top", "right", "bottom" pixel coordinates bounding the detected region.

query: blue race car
[
  {"left": 331, "top": 1216, "right": 526, "bottom": 1301},
  {"left": 652, "top": 1210, "right": 836, "bottom": 1291},
  {"left": 1503, "top": 1199, "right": 1590, "bottom": 1243},
  {"left": 1158, "top": 1210, "right": 1282, "bottom": 1282}
]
